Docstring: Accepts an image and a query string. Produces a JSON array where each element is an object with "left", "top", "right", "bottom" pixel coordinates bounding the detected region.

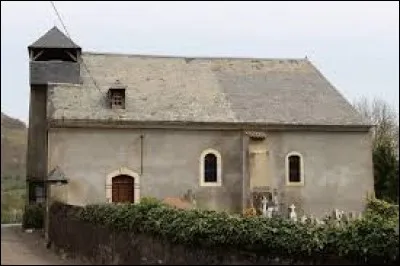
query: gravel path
[{"left": 1, "top": 225, "right": 84, "bottom": 265}]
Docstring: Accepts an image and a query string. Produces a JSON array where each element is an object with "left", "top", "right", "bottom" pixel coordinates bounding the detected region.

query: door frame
[
  {"left": 111, "top": 175, "right": 135, "bottom": 203},
  {"left": 106, "top": 167, "right": 140, "bottom": 203}
]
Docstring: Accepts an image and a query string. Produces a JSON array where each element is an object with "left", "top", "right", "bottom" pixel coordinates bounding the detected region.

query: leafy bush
[
  {"left": 323, "top": 215, "right": 398, "bottom": 264},
  {"left": 22, "top": 203, "right": 45, "bottom": 229},
  {"left": 139, "top": 196, "right": 163, "bottom": 206},
  {"left": 372, "top": 141, "right": 399, "bottom": 204},
  {"left": 365, "top": 197, "right": 399, "bottom": 220},
  {"left": 51, "top": 201, "right": 399, "bottom": 264}
]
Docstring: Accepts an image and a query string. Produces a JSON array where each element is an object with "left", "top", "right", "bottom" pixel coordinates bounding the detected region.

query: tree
[{"left": 353, "top": 97, "right": 399, "bottom": 203}]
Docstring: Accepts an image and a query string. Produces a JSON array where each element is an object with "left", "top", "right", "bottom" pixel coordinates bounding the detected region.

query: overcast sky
[{"left": 1, "top": 1, "right": 399, "bottom": 123}]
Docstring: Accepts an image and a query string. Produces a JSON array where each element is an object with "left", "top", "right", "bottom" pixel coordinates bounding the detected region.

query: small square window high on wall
[
  {"left": 108, "top": 80, "right": 126, "bottom": 109},
  {"left": 109, "top": 89, "right": 125, "bottom": 109}
]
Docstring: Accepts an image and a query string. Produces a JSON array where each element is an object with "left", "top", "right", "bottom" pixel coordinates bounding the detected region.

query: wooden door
[{"left": 112, "top": 175, "right": 134, "bottom": 203}]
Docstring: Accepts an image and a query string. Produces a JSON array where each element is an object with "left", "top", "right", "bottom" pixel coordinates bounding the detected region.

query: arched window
[
  {"left": 204, "top": 154, "right": 217, "bottom": 182},
  {"left": 200, "top": 149, "right": 222, "bottom": 186},
  {"left": 285, "top": 152, "right": 304, "bottom": 186}
]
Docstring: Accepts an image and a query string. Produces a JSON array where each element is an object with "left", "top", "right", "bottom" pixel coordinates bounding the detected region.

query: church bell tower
[{"left": 26, "top": 26, "right": 81, "bottom": 203}]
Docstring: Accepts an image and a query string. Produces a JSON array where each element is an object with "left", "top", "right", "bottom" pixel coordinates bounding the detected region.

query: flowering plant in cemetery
[{"left": 243, "top": 207, "right": 257, "bottom": 217}]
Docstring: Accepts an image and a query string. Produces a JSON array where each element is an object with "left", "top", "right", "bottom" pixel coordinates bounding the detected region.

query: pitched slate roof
[
  {"left": 28, "top": 27, "right": 80, "bottom": 49},
  {"left": 48, "top": 52, "right": 367, "bottom": 126}
]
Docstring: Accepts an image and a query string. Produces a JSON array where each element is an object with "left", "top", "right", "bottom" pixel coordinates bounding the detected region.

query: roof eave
[{"left": 48, "top": 118, "right": 373, "bottom": 132}]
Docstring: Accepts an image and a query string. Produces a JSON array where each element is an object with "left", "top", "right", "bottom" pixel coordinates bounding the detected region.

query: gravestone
[
  {"left": 251, "top": 187, "right": 272, "bottom": 215},
  {"left": 262, "top": 196, "right": 268, "bottom": 217},
  {"left": 289, "top": 204, "right": 297, "bottom": 222}
]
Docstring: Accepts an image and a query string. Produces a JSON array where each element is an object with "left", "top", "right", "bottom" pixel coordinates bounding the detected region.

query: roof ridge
[
  {"left": 82, "top": 51, "right": 307, "bottom": 61},
  {"left": 28, "top": 26, "right": 80, "bottom": 49}
]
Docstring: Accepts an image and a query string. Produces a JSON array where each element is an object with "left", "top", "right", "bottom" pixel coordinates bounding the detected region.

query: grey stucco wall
[
  {"left": 264, "top": 131, "right": 374, "bottom": 217},
  {"left": 48, "top": 127, "right": 374, "bottom": 216},
  {"left": 48, "top": 128, "right": 243, "bottom": 212}
]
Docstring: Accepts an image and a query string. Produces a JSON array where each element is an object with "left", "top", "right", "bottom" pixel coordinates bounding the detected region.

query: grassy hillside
[
  {"left": 1, "top": 112, "right": 27, "bottom": 223},
  {"left": 1, "top": 112, "right": 27, "bottom": 178}
]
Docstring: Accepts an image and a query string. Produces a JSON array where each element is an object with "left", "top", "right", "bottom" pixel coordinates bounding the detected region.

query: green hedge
[
  {"left": 53, "top": 199, "right": 399, "bottom": 264},
  {"left": 22, "top": 203, "right": 45, "bottom": 229},
  {"left": 365, "top": 198, "right": 399, "bottom": 220}
]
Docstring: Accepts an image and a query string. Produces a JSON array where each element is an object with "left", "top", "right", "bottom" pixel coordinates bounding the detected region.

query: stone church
[{"left": 26, "top": 27, "right": 374, "bottom": 217}]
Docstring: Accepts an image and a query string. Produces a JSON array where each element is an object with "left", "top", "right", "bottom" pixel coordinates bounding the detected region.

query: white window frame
[
  {"left": 285, "top": 151, "right": 305, "bottom": 186},
  {"left": 199, "top": 149, "right": 222, "bottom": 187}
]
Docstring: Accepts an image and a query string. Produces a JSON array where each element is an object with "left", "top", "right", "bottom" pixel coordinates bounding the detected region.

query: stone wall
[{"left": 49, "top": 204, "right": 354, "bottom": 265}]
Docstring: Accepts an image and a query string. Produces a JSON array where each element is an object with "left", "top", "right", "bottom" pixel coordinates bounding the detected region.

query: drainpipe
[
  {"left": 44, "top": 128, "right": 50, "bottom": 247},
  {"left": 45, "top": 182, "right": 50, "bottom": 245},
  {"left": 140, "top": 134, "right": 144, "bottom": 175},
  {"left": 242, "top": 131, "right": 248, "bottom": 212}
]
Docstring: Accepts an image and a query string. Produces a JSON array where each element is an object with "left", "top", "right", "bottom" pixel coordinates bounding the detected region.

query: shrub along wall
[
  {"left": 22, "top": 203, "right": 44, "bottom": 229},
  {"left": 49, "top": 199, "right": 399, "bottom": 265},
  {"left": 364, "top": 197, "right": 399, "bottom": 222}
]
